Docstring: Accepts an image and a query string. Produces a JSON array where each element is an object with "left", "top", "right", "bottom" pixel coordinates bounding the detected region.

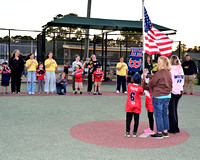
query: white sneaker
[
  {"left": 124, "top": 91, "right": 127, "bottom": 94},
  {"left": 31, "top": 92, "right": 35, "bottom": 95},
  {"left": 116, "top": 90, "right": 120, "bottom": 94}
]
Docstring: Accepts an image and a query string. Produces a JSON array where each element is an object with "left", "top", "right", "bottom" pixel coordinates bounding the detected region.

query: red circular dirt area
[{"left": 70, "top": 120, "right": 189, "bottom": 149}]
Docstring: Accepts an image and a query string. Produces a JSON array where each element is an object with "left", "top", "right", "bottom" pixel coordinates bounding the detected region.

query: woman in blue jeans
[
  {"left": 144, "top": 56, "right": 172, "bottom": 139},
  {"left": 25, "top": 53, "right": 38, "bottom": 94}
]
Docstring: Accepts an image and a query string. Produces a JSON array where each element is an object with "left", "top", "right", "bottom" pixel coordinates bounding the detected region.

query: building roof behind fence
[{"left": 45, "top": 15, "right": 176, "bottom": 33}]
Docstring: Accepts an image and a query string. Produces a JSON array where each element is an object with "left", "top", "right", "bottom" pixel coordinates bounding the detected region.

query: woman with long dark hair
[
  {"left": 87, "top": 54, "right": 101, "bottom": 93},
  {"left": 10, "top": 49, "right": 24, "bottom": 94}
]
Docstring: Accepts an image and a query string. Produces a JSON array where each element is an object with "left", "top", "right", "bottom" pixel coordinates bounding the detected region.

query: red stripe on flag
[{"left": 156, "top": 41, "right": 173, "bottom": 46}]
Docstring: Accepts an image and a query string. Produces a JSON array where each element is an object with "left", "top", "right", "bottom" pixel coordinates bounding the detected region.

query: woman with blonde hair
[
  {"left": 168, "top": 55, "right": 184, "bottom": 134},
  {"left": 10, "top": 49, "right": 24, "bottom": 94},
  {"left": 144, "top": 56, "right": 172, "bottom": 139}
]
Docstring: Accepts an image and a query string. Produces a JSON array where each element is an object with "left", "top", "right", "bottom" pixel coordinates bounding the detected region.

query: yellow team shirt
[
  {"left": 25, "top": 59, "right": 38, "bottom": 72},
  {"left": 116, "top": 62, "right": 128, "bottom": 76},
  {"left": 45, "top": 59, "right": 57, "bottom": 71},
  {"left": 152, "top": 63, "right": 158, "bottom": 72}
]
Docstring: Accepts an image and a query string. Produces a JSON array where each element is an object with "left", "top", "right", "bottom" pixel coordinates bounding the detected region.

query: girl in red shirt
[
  {"left": 36, "top": 62, "right": 45, "bottom": 94},
  {"left": 73, "top": 65, "right": 84, "bottom": 95},
  {"left": 92, "top": 66, "right": 104, "bottom": 95}
]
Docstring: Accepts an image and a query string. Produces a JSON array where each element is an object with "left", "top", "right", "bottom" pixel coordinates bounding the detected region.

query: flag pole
[{"left": 142, "top": 0, "right": 145, "bottom": 78}]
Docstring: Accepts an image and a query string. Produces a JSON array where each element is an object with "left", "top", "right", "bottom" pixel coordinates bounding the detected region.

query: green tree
[
  {"left": 119, "top": 31, "right": 143, "bottom": 47},
  {"left": 46, "top": 13, "right": 85, "bottom": 40},
  {"left": 193, "top": 46, "right": 199, "bottom": 53},
  {"left": 175, "top": 43, "right": 187, "bottom": 59}
]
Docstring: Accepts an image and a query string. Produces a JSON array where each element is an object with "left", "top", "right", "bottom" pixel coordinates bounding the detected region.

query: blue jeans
[
  {"left": 27, "top": 71, "right": 36, "bottom": 94},
  {"left": 152, "top": 97, "right": 170, "bottom": 132},
  {"left": 45, "top": 71, "right": 56, "bottom": 93},
  {"left": 24, "top": 66, "right": 27, "bottom": 77},
  {"left": 56, "top": 84, "right": 66, "bottom": 95}
]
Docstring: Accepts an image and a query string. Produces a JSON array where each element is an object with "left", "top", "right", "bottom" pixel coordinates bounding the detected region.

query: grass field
[{"left": 0, "top": 83, "right": 200, "bottom": 160}]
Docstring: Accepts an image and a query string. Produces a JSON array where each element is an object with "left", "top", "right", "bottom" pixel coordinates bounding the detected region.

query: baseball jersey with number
[{"left": 125, "top": 83, "right": 143, "bottom": 113}]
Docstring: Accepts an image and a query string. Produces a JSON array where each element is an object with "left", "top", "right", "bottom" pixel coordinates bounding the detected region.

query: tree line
[{"left": 0, "top": 13, "right": 199, "bottom": 54}]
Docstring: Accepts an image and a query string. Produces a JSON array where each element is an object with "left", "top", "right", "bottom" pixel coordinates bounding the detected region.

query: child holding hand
[
  {"left": 124, "top": 73, "right": 143, "bottom": 138},
  {"left": 143, "top": 69, "right": 155, "bottom": 134},
  {"left": 92, "top": 66, "right": 104, "bottom": 95},
  {"left": 36, "top": 62, "right": 45, "bottom": 94},
  {"left": 0, "top": 62, "right": 11, "bottom": 95},
  {"left": 73, "top": 65, "right": 84, "bottom": 95}
]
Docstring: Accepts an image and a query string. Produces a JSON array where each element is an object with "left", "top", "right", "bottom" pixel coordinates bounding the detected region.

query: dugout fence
[{"left": 0, "top": 28, "right": 199, "bottom": 83}]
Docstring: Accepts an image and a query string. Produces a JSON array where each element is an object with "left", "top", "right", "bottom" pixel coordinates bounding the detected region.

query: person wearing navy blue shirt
[{"left": 182, "top": 54, "right": 197, "bottom": 95}]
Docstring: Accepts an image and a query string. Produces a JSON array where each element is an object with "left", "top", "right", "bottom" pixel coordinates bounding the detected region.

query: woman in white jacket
[{"left": 168, "top": 55, "right": 184, "bottom": 134}]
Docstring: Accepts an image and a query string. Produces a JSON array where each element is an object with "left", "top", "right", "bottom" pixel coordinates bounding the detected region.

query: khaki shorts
[
  {"left": 75, "top": 82, "right": 83, "bottom": 89},
  {"left": 94, "top": 82, "right": 101, "bottom": 85}
]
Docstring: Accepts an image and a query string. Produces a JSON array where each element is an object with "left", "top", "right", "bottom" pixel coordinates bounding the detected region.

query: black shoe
[
  {"left": 5, "top": 92, "right": 9, "bottom": 95},
  {"left": 98, "top": 92, "right": 102, "bottom": 95},
  {"left": 80, "top": 92, "right": 82, "bottom": 95},
  {"left": 132, "top": 132, "right": 137, "bottom": 137},
  {"left": 151, "top": 133, "right": 163, "bottom": 139},
  {"left": 93, "top": 92, "right": 97, "bottom": 95},
  {"left": 162, "top": 132, "right": 169, "bottom": 138},
  {"left": 190, "top": 92, "right": 193, "bottom": 95},
  {"left": 124, "top": 132, "right": 131, "bottom": 138},
  {"left": 183, "top": 92, "right": 187, "bottom": 94},
  {"left": 74, "top": 91, "right": 77, "bottom": 94}
]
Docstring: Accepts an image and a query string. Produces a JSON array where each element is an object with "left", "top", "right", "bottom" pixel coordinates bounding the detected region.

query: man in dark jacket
[{"left": 182, "top": 54, "right": 197, "bottom": 95}]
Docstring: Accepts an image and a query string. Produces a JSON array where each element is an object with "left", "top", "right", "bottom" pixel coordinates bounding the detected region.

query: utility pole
[{"left": 84, "top": 0, "right": 92, "bottom": 60}]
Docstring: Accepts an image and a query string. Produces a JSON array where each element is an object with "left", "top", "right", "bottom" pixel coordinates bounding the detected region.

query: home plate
[{"left": 138, "top": 133, "right": 150, "bottom": 138}]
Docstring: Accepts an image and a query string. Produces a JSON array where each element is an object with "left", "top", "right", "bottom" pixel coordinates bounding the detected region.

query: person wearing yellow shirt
[
  {"left": 116, "top": 57, "right": 128, "bottom": 94},
  {"left": 44, "top": 52, "right": 57, "bottom": 94},
  {"left": 25, "top": 53, "right": 38, "bottom": 94},
  {"left": 152, "top": 60, "right": 158, "bottom": 74}
]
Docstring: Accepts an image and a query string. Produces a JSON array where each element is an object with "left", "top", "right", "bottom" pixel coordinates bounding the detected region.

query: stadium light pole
[
  {"left": 84, "top": 0, "right": 92, "bottom": 60},
  {"left": 142, "top": 0, "right": 145, "bottom": 78}
]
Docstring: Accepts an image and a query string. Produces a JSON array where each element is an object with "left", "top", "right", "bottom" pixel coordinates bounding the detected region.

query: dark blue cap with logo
[{"left": 132, "top": 73, "right": 141, "bottom": 83}]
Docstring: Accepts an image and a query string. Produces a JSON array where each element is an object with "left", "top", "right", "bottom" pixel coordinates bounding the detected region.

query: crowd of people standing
[
  {"left": 0, "top": 50, "right": 104, "bottom": 95},
  {"left": 0, "top": 49, "right": 199, "bottom": 140}
]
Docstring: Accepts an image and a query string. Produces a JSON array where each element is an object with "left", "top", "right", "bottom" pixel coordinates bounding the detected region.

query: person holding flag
[{"left": 142, "top": 3, "right": 173, "bottom": 139}]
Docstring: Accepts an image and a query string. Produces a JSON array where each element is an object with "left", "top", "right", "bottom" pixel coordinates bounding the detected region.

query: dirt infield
[{"left": 70, "top": 120, "right": 190, "bottom": 149}]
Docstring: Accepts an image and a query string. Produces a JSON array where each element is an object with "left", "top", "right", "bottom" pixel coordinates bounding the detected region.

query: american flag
[{"left": 144, "top": 7, "right": 173, "bottom": 56}]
